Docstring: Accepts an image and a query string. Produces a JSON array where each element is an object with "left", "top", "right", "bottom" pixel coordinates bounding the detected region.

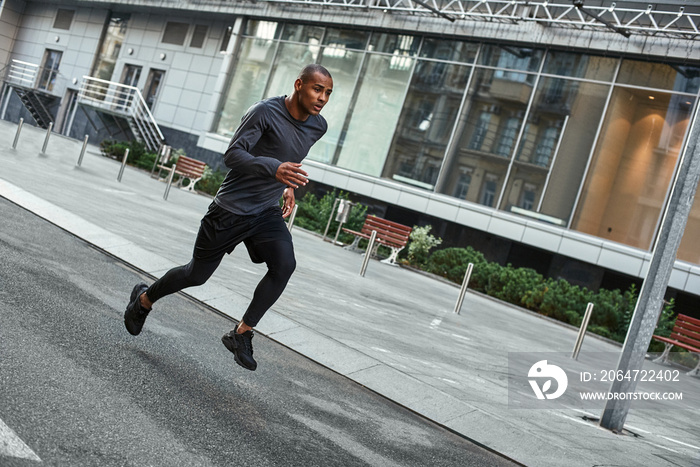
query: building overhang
[{"left": 52, "top": 0, "right": 700, "bottom": 61}]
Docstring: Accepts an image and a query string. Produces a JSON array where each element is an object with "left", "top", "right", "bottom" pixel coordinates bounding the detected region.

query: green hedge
[{"left": 426, "top": 246, "right": 676, "bottom": 349}]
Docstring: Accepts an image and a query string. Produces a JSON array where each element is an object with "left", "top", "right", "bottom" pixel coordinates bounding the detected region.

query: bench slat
[
  {"left": 653, "top": 335, "right": 700, "bottom": 353},
  {"left": 653, "top": 314, "right": 700, "bottom": 354},
  {"left": 342, "top": 216, "right": 412, "bottom": 249},
  {"left": 668, "top": 332, "right": 700, "bottom": 350},
  {"left": 175, "top": 156, "right": 206, "bottom": 178},
  {"left": 677, "top": 314, "right": 700, "bottom": 327}
]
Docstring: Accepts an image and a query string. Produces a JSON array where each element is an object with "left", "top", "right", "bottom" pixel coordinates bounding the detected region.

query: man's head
[{"left": 286, "top": 64, "right": 333, "bottom": 121}]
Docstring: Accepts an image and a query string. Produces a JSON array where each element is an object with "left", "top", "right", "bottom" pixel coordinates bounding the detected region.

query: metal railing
[
  {"left": 260, "top": 0, "right": 700, "bottom": 38},
  {"left": 5, "top": 59, "right": 39, "bottom": 88},
  {"left": 77, "top": 76, "right": 165, "bottom": 152}
]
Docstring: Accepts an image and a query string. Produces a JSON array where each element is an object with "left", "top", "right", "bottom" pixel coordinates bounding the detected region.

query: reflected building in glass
[{"left": 2, "top": 0, "right": 700, "bottom": 312}]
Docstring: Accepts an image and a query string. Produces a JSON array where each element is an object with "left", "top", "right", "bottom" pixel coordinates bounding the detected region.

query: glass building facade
[{"left": 214, "top": 19, "right": 700, "bottom": 264}]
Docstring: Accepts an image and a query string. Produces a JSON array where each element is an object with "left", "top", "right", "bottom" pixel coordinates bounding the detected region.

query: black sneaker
[
  {"left": 124, "top": 282, "right": 150, "bottom": 336},
  {"left": 221, "top": 328, "right": 257, "bottom": 371}
]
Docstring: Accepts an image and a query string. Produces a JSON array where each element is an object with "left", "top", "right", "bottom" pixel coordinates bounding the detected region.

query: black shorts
[{"left": 194, "top": 201, "right": 292, "bottom": 264}]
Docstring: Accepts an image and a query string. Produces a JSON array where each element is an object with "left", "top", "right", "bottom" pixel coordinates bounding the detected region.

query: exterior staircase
[
  {"left": 13, "top": 87, "right": 54, "bottom": 129},
  {"left": 77, "top": 76, "right": 165, "bottom": 152},
  {"left": 2, "top": 59, "right": 55, "bottom": 129}
]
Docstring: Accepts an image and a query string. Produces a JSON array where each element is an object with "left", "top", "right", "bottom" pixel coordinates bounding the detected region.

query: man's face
[{"left": 295, "top": 72, "right": 333, "bottom": 117}]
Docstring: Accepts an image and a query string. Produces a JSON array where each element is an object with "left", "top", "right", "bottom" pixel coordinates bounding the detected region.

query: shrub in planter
[
  {"left": 100, "top": 139, "right": 156, "bottom": 170},
  {"left": 536, "top": 278, "right": 592, "bottom": 323},
  {"left": 195, "top": 166, "right": 227, "bottom": 196},
  {"left": 485, "top": 265, "right": 543, "bottom": 305},
  {"left": 425, "top": 247, "right": 487, "bottom": 283},
  {"left": 467, "top": 260, "right": 502, "bottom": 294},
  {"left": 407, "top": 225, "right": 442, "bottom": 267},
  {"left": 589, "top": 288, "right": 629, "bottom": 340}
]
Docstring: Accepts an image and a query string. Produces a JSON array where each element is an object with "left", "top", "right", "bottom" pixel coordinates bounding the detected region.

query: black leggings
[{"left": 145, "top": 202, "right": 296, "bottom": 328}]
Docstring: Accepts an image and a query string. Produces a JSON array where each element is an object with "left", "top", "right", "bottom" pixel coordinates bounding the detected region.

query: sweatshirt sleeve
[{"left": 222, "top": 102, "right": 281, "bottom": 178}]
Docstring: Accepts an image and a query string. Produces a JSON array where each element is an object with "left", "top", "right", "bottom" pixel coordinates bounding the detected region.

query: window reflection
[
  {"left": 617, "top": 60, "right": 700, "bottom": 94},
  {"left": 334, "top": 52, "right": 414, "bottom": 176},
  {"left": 381, "top": 59, "right": 471, "bottom": 189},
  {"left": 216, "top": 22, "right": 280, "bottom": 137},
  {"left": 543, "top": 51, "right": 617, "bottom": 81},
  {"left": 498, "top": 77, "right": 609, "bottom": 221},
  {"left": 307, "top": 29, "right": 369, "bottom": 163},
  {"left": 210, "top": 20, "right": 700, "bottom": 261},
  {"left": 438, "top": 68, "right": 533, "bottom": 206},
  {"left": 572, "top": 90, "right": 694, "bottom": 249}
]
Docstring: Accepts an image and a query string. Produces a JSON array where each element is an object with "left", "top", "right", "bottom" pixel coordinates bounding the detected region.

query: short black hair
[{"left": 298, "top": 64, "right": 332, "bottom": 82}]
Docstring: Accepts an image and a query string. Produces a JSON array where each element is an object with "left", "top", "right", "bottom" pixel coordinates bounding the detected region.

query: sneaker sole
[{"left": 221, "top": 335, "right": 257, "bottom": 371}]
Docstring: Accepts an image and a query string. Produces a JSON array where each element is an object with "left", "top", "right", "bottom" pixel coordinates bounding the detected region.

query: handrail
[
  {"left": 5, "top": 59, "right": 39, "bottom": 88},
  {"left": 78, "top": 76, "right": 165, "bottom": 151}
]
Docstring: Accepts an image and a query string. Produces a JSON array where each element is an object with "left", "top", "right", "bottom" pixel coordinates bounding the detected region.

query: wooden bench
[
  {"left": 652, "top": 314, "right": 700, "bottom": 376},
  {"left": 158, "top": 155, "right": 207, "bottom": 192},
  {"left": 342, "top": 215, "right": 412, "bottom": 265}
]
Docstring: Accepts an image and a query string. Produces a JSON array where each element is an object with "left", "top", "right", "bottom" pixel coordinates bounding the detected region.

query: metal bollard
[
  {"left": 12, "top": 118, "right": 24, "bottom": 149},
  {"left": 163, "top": 166, "right": 176, "bottom": 200},
  {"left": 117, "top": 148, "right": 129, "bottom": 182},
  {"left": 287, "top": 204, "right": 299, "bottom": 232},
  {"left": 76, "top": 135, "right": 89, "bottom": 166},
  {"left": 41, "top": 122, "right": 53, "bottom": 154},
  {"left": 322, "top": 198, "right": 341, "bottom": 241},
  {"left": 359, "top": 230, "right": 378, "bottom": 277},
  {"left": 453, "top": 263, "right": 474, "bottom": 315},
  {"left": 572, "top": 302, "right": 595, "bottom": 360}
]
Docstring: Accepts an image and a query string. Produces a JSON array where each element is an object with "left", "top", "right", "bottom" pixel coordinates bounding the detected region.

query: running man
[{"left": 124, "top": 64, "right": 333, "bottom": 371}]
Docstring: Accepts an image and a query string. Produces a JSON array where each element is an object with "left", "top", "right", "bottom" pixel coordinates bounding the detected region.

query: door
[
  {"left": 38, "top": 50, "right": 62, "bottom": 92},
  {"left": 118, "top": 64, "right": 142, "bottom": 109},
  {"left": 143, "top": 69, "right": 165, "bottom": 110}
]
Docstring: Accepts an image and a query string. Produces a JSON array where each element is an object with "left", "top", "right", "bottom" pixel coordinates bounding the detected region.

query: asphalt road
[{"left": 0, "top": 197, "right": 517, "bottom": 467}]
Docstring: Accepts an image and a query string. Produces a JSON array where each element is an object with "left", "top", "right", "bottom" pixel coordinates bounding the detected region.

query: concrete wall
[
  {"left": 119, "top": 13, "right": 228, "bottom": 135},
  {"left": 0, "top": 0, "right": 26, "bottom": 73},
  {"left": 9, "top": 2, "right": 107, "bottom": 98}
]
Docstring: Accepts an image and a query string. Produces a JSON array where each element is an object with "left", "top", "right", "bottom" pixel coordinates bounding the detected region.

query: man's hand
[
  {"left": 282, "top": 187, "right": 295, "bottom": 218},
  {"left": 276, "top": 162, "right": 308, "bottom": 188}
]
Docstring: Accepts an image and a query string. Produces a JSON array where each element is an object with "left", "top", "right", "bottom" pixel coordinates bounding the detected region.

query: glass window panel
[
  {"left": 438, "top": 67, "right": 536, "bottom": 206},
  {"left": 307, "top": 45, "right": 364, "bottom": 164},
  {"left": 381, "top": 59, "right": 471, "bottom": 190},
  {"left": 334, "top": 53, "right": 414, "bottom": 176},
  {"left": 323, "top": 28, "right": 369, "bottom": 51},
  {"left": 92, "top": 14, "right": 130, "bottom": 84},
  {"left": 499, "top": 78, "right": 610, "bottom": 221},
  {"left": 243, "top": 20, "right": 280, "bottom": 39},
  {"left": 678, "top": 177, "right": 700, "bottom": 264},
  {"left": 478, "top": 44, "right": 543, "bottom": 73},
  {"left": 215, "top": 36, "right": 276, "bottom": 137},
  {"left": 162, "top": 22, "right": 188, "bottom": 45},
  {"left": 369, "top": 33, "right": 420, "bottom": 56},
  {"left": 190, "top": 25, "right": 208, "bottom": 48},
  {"left": 279, "top": 23, "right": 324, "bottom": 43},
  {"left": 265, "top": 42, "right": 319, "bottom": 98},
  {"left": 53, "top": 9, "right": 74, "bottom": 30},
  {"left": 572, "top": 90, "right": 695, "bottom": 250},
  {"left": 617, "top": 60, "right": 700, "bottom": 94},
  {"left": 419, "top": 38, "right": 478, "bottom": 64},
  {"left": 543, "top": 51, "right": 617, "bottom": 81},
  {"left": 38, "top": 50, "right": 62, "bottom": 92}
]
